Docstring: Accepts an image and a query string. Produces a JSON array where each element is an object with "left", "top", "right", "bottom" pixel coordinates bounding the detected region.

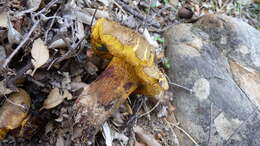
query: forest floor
[{"left": 0, "top": 0, "right": 259, "bottom": 145}]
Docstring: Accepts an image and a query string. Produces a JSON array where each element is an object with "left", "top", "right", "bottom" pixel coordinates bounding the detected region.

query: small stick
[
  {"left": 139, "top": 100, "right": 160, "bottom": 118},
  {"left": 164, "top": 119, "right": 180, "bottom": 146},
  {"left": 90, "top": 8, "right": 98, "bottom": 27},
  {"left": 115, "top": 0, "right": 160, "bottom": 28},
  {"left": 111, "top": 0, "right": 127, "bottom": 14},
  {"left": 166, "top": 120, "right": 199, "bottom": 146},
  {"left": 168, "top": 81, "right": 193, "bottom": 94},
  {"left": 166, "top": 75, "right": 193, "bottom": 94},
  {"left": 3, "top": 20, "right": 40, "bottom": 68}
]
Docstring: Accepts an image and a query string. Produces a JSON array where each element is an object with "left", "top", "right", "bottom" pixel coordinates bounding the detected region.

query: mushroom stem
[{"left": 72, "top": 57, "right": 138, "bottom": 144}]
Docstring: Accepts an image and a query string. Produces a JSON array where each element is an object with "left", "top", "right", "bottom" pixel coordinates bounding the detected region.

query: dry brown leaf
[
  {"left": 31, "top": 38, "right": 49, "bottom": 75},
  {"left": 134, "top": 126, "right": 162, "bottom": 146},
  {"left": 0, "top": 89, "right": 31, "bottom": 139},
  {"left": 41, "top": 88, "right": 72, "bottom": 110}
]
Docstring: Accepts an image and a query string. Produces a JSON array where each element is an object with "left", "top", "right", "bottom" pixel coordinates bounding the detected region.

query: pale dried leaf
[
  {"left": 27, "top": 0, "right": 42, "bottom": 11},
  {"left": 64, "top": 8, "right": 93, "bottom": 25},
  {"left": 41, "top": 88, "right": 72, "bottom": 110},
  {"left": 31, "top": 38, "right": 49, "bottom": 75},
  {"left": 0, "top": 80, "right": 12, "bottom": 96},
  {"left": 71, "top": 82, "right": 88, "bottom": 92},
  {"left": 7, "top": 16, "right": 22, "bottom": 44},
  {"left": 102, "top": 122, "right": 113, "bottom": 146},
  {"left": 143, "top": 29, "right": 159, "bottom": 48},
  {"left": 76, "top": 22, "right": 85, "bottom": 40},
  {"left": 114, "top": 132, "right": 128, "bottom": 146},
  {"left": 169, "top": 0, "right": 179, "bottom": 7},
  {"left": 0, "top": 89, "right": 31, "bottom": 139},
  {"left": 134, "top": 142, "right": 146, "bottom": 146},
  {"left": 98, "top": 0, "right": 111, "bottom": 6},
  {"left": 0, "top": 12, "right": 8, "bottom": 28},
  {"left": 134, "top": 126, "right": 161, "bottom": 146},
  {"left": 56, "top": 135, "right": 65, "bottom": 146}
]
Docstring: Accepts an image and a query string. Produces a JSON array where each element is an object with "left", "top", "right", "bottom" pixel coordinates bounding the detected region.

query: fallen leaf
[
  {"left": 135, "top": 141, "right": 147, "bottom": 146},
  {"left": 98, "top": 0, "right": 111, "bottom": 6},
  {"left": 26, "top": 0, "right": 42, "bottom": 11},
  {"left": 0, "top": 12, "right": 8, "bottom": 28},
  {"left": 0, "top": 89, "right": 31, "bottom": 139},
  {"left": 76, "top": 21, "right": 85, "bottom": 40},
  {"left": 102, "top": 122, "right": 113, "bottom": 146},
  {"left": 31, "top": 38, "right": 49, "bottom": 75},
  {"left": 41, "top": 88, "right": 72, "bottom": 110},
  {"left": 71, "top": 82, "right": 88, "bottom": 92},
  {"left": 7, "top": 16, "right": 22, "bottom": 44},
  {"left": 16, "top": 114, "right": 44, "bottom": 139},
  {"left": 169, "top": 0, "right": 179, "bottom": 7},
  {"left": 0, "top": 80, "right": 12, "bottom": 96},
  {"left": 134, "top": 126, "right": 162, "bottom": 146},
  {"left": 56, "top": 134, "right": 65, "bottom": 146},
  {"left": 143, "top": 29, "right": 159, "bottom": 48}
]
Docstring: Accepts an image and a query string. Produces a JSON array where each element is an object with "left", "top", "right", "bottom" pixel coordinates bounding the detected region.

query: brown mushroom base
[{"left": 71, "top": 57, "right": 138, "bottom": 145}]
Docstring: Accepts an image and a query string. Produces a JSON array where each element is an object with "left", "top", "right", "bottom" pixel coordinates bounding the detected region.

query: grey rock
[{"left": 164, "top": 14, "right": 260, "bottom": 146}]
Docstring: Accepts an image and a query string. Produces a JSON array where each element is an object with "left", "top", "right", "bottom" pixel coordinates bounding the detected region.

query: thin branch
[
  {"left": 115, "top": 0, "right": 160, "bottom": 28},
  {"left": 111, "top": 0, "right": 127, "bottom": 14},
  {"left": 166, "top": 120, "right": 199, "bottom": 146},
  {"left": 164, "top": 119, "right": 180, "bottom": 146},
  {"left": 139, "top": 100, "right": 160, "bottom": 118},
  {"left": 3, "top": 20, "right": 40, "bottom": 68},
  {"left": 90, "top": 8, "right": 98, "bottom": 27},
  {"left": 165, "top": 75, "right": 193, "bottom": 94}
]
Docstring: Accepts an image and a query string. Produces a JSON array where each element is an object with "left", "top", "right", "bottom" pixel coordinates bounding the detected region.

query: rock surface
[{"left": 164, "top": 14, "right": 260, "bottom": 146}]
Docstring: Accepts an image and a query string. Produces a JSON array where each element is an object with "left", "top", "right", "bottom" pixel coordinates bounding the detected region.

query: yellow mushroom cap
[{"left": 91, "top": 18, "right": 168, "bottom": 96}]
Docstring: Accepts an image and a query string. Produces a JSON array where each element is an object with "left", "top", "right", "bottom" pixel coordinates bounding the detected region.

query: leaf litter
[{"left": 0, "top": 0, "right": 258, "bottom": 145}]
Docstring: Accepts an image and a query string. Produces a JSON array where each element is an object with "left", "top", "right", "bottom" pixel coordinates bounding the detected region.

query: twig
[
  {"left": 166, "top": 120, "right": 199, "bottom": 146},
  {"left": 44, "top": 7, "right": 60, "bottom": 43},
  {"left": 26, "top": 76, "right": 45, "bottom": 87},
  {"left": 90, "top": 8, "right": 98, "bottom": 27},
  {"left": 142, "top": 0, "right": 152, "bottom": 31},
  {"left": 35, "top": 0, "right": 59, "bottom": 16},
  {"left": 139, "top": 100, "right": 160, "bottom": 118},
  {"left": 3, "top": 20, "right": 40, "bottom": 68},
  {"left": 6, "top": 60, "right": 33, "bottom": 91},
  {"left": 115, "top": 0, "right": 160, "bottom": 28},
  {"left": 164, "top": 119, "right": 180, "bottom": 146},
  {"left": 165, "top": 75, "right": 193, "bottom": 94}
]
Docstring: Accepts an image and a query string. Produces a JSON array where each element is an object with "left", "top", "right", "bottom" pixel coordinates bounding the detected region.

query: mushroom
[
  {"left": 72, "top": 18, "right": 168, "bottom": 144},
  {"left": 0, "top": 89, "right": 31, "bottom": 139}
]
